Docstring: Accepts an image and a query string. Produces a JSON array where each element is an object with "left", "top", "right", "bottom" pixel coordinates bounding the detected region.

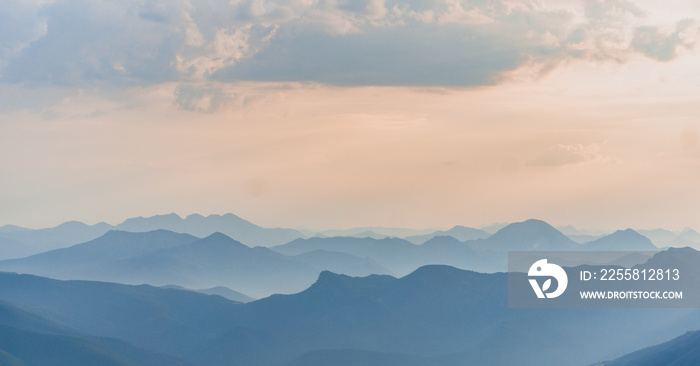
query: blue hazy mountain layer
[
  {"left": 0, "top": 300, "right": 192, "bottom": 366},
  {"left": 0, "top": 220, "right": 663, "bottom": 297},
  {"left": 600, "top": 330, "right": 700, "bottom": 366},
  {"left": 1, "top": 267, "right": 699, "bottom": 366},
  {"left": 0, "top": 213, "right": 306, "bottom": 259},
  {"left": 0, "top": 230, "right": 388, "bottom": 298}
]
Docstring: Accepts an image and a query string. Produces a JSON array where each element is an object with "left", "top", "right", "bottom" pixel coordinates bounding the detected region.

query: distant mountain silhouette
[
  {"left": 670, "top": 228, "right": 700, "bottom": 248},
  {"left": 0, "top": 213, "right": 306, "bottom": 259},
  {"left": 0, "top": 230, "right": 199, "bottom": 277},
  {"left": 0, "top": 230, "right": 392, "bottom": 298},
  {"left": 0, "top": 221, "right": 113, "bottom": 259},
  {"left": 109, "top": 232, "right": 319, "bottom": 297},
  {"left": 479, "top": 222, "right": 509, "bottom": 234},
  {"left": 116, "top": 213, "right": 304, "bottom": 246},
  {"left": 404, "top": 226, "right": 490, "bottom": 244},
  {"left": 315, "top": 227, "right": 436, "bottom": 239},
  {"left": 600, "top": 330, "right": 700, "bottom": 366},
  {"left": 470, "top": 219, "right": 578, "bottom": 251},
  {"left": 274, "top": 220, "right": 599, "bottom": 274},
  {"left": 272, "top": 236, "right": 424, "bottom": 275},
  {"left": 635, "top": 228, "right": 700, "bottom": 249},
  {"left": 0, "top": 225, "right": 29, "bottom": 233},
  {"left": 636, "top": 228, "right": 679, "bottom": 246},
  {"left": 272, "top": 236, "right": 485, "bottom": 275},
  {"left": 679, "top": 228, "right": 700, "bottom": 241},
  {"left": 417, "top": 236, "right": 481, "bottom": 269},
  {"left": 290, "top": 249, "right": 393, "bottom": 277},
  {"left": 582, "top": 229, "right": 658, "bottom": 251}
]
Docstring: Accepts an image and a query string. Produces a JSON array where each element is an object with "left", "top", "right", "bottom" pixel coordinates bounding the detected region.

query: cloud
[
  {"left": 0, "top": 0, "right": 48, "bottom": 70},
  {"left": 529, "top": 143, "right": 608, "bottom": 167},
  {"left": 211, "top": 24, "right": 522, "bottom": 86},
  {"left": 631, "top": 19, "right": 697, "bottom": 61},
  {"left": 173, "top": 83, "right": 267, "bottom": 113},
  {"left": 0, "top": 0, "right": 697, "bottom": 88}
]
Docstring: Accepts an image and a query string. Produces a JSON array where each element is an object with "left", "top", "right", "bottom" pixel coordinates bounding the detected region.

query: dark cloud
[
  {"left": 212, "top": 25, "right": 522, "bottom": 86},
  {"left": 2, "top": 0, "right": 184, "bottom": 86}
]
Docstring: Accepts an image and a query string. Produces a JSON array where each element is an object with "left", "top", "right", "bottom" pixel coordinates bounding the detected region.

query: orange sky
[{"left": 0, "top": 0, "right": 699, "bottom": 231}]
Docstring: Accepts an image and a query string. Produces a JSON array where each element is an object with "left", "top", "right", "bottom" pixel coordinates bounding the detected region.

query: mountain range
[
  {"left": 0, "top": 213, "right": 306, "bottom": 260},
  {"left": 4, "top": 213, "right": 691, "bottom": 262},
  {"left": 0, "top": 218, "right": 665, "bottom": 299},
  {"left": 0, "top": 230, "right": 388, "bottom": 298},
  {"left": 403, "top": 226, "right": 490, "bottom": 244},
  {"left": 0, "top": 266, "right": 698, "bottom": 366}
]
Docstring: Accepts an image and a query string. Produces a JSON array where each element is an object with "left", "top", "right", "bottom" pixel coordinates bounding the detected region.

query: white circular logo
[{"left": 528, "top": 259, "right": 568, "bottom": 299}]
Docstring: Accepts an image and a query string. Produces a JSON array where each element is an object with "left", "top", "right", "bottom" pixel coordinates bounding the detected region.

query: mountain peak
[
  {"left": 405, "top": 264, "right": 471, "bottom": 279},
  {"left": 203, "top": 231, "right": 231, "bottom": 240},
  {"left": 196, "top": 232, "right": 250, "bottom": 250},
  {"left": 610, "top": 228, "right": 642, "bottom": 237},
  {"left": 492, "top": 219, "right": 561, "bottom": 236},
  {"left": 185, "top": 213, "right": 205, "bottom": 220},
  {"left": 482, "top": 219, "right": 575, "bottom": 251},
  {"left": 310, "top": 270, "right": 395, "bottom": 295},
  {"left": 422, "top": 235, "right": 462, "bottom": 246},
  {"left": 667, "top": 246, "right": 697, "bottom": 252},
  {"left": 583, "top": 229, "right": 657, "bottom": 251}
]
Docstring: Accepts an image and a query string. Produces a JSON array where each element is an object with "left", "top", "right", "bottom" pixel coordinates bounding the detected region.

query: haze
[{"left": 1, "top": 0, "right": 699, "bottom": 231}]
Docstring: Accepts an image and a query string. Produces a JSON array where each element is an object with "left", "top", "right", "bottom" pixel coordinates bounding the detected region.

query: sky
[{"left": 1, "top": 0, "right": 699, "bottom": 231}]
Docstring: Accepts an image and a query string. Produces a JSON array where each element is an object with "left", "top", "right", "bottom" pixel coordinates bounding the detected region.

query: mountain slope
[
  {"left": 671, "top": 228, "right": 700, "bottom": 248},
  {"left": 0, "top": 324, "right": 193, "bottom": 366},
  {"left": 404, "top": 226, "right": 490, "bottom": 244},
  {"left": 1, "top": 267, "right": 699, "bottom": 366},
  {"left": 0, "top": 221, "right": 113, "bottom": 259},
  {"left": 272, "top": 236, "right": 483, "bottom": 275},
  {"left": 0, "top": 230, "right": 199, "bottom": 277},
  {"left": 0, "top": 230, "right": 391, "bottom": 298},
  {"left": 197, "top": 265, "right": 699, "bottom": 366},
  {"left": 0, "top": 272, "right": 241, "bottom": 361},
  {"left": 600, "top": 330, "right": 700, "bottom": 366},
  {"left": 290, "top": 249, "right": 393, "bottom": 276},
  {"left": 471, "top": 219, "right": 578, "bottom": 251},
  {"left": 0, "top": 213, "right": 306, "bottom": 260},
  {"left": 104, "top": 232, "right": 320, "bottom": 298},
  {"left": 284, "top": 349, "right": 447, "bottom": 366},
  {"left": 0, "top": 300, "right": 193, "bottom": 366},
  {"left": 272, "top": 237, "right": 424, "bottom": 275},
  {"left": 160, "top": 285, "right": 256, "bottom": 303},
  {"left": 115, "top": 213, "right": 304, "bottom": 246},
  {"left": 637, "top": 229, "right": 679, "bottom": 247},
  {"left": 583, "top": 229, "right": 658, "bottom": 251}
]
